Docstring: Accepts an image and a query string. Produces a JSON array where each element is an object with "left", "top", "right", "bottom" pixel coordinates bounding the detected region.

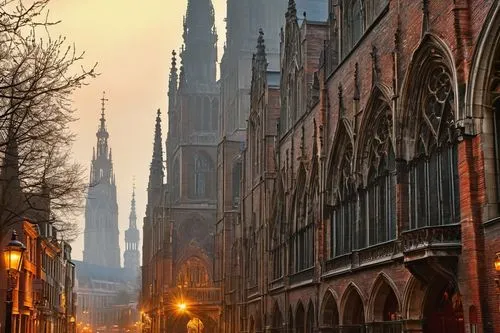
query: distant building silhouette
[
  {"left": 83, "top": 93, "right": 120, "bottom": 268},
  {"left": 124, "top": 183, "right": 140, "bottom": 273}
]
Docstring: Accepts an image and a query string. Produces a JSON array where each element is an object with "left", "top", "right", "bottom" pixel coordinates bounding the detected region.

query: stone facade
[
  {"left": 216, "top": 0, "right": 500, "bottom": 333},
  {"left": 141, "top": 1, "right": 221, "bottom": 332}
]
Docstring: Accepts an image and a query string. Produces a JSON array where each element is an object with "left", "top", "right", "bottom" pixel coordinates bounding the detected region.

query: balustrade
[{"left": 401, "top": 224, "right": 461, "bottom": 253}]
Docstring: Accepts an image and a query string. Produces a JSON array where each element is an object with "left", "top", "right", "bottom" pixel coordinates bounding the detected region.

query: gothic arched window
[
  {"left": 193, "top": 153, "right": 212, "bottom": 198},
  {"left": 408, "top": 64, "right": 460, "bottom": 229},
  {"left": 173, "top": 158, "right": 180, "bottom": 200},
  {"left": 342, "top": 0, "right": 364, "bottom": 58},
  {"left": 330, "top": 141, "right": 355, "bottom": 257},
  {"left": 271, "top": 177, "right": 286, "bottom": 280},
  {"left": 290, "top": 167, "right": 314, "bottom": 273},
  {"left": 358, "top": 103, "right": 396, "bottom": 247}
]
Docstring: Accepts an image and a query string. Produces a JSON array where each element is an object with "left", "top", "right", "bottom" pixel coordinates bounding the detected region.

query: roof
[{"left": 296, "top": 0, "right": 329, "bottom": 23}]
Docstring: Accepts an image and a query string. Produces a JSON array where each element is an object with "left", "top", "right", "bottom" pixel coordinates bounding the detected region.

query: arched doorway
[
  {"left": 187, "top": 318, "right": 204, "bottom": 333},
  {"left": 341, "top": 286, "right": 365, "bottom": 332},
  {"left": 249, "top": 316, "right": 255, "bottom": 333},
  {"left": 271, "top": 302, "right": 283, "bottom": 333},
  {"left": 369, "top": 276, "right": 401, "bottom": 332},
  {"left": 423, "top": 281, "right": 465, "bottom": 333},
  {"left": 305, "top": 302, "right": 314, "bottom": 333},
  {"left": 295, "top": 302, "right": 305, "bottom": 333},
  {"left": 321, "top": 291, "right": 339, "bottom": 332}
]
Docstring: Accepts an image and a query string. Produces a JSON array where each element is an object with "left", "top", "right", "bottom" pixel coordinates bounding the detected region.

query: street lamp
[
  {"left": 177, "top": 303, "right": 187, "bottom": 313},
  {"left": 3, "top": 230, "right": 26, "bottom": 333}
]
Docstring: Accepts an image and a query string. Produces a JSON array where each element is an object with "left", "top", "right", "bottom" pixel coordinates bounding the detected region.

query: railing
[
  {"left": 268, "top": 277, "right": 285, "bottom": 291},
  {"left": 367, "top": 321, "right": 403, "bottom": 333},
  {"left": 289, "top": 267, "right": 314, "bottom": 285},
  {"left": 324, "top": 253, "right": 351, "bottom": 273},
  {"left": 178, "top": 287, "right": 221, "bottom": 304},
  {"left": 358, "top": 241, "right": 399, "bottom": 265},
  {"left": 335, "top": 325, "right": 366, "bottom": 333},
  {"left": 188, "top": 132, "right": 217, "bottom": 145},
  {"left": 247, "top": 284, "right": 258, "bottom": 296},
  {"left": 401, "top": 224, "right": 461, "bottom": 253}
]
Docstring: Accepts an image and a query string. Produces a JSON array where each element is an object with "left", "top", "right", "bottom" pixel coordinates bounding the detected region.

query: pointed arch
[
  {"left": 367, "top": 273, "right": 401, "bottom": 322},
  {"left": 326, "top": 117, "right": 356, "bottom": 258},
  {"left": 320, "top": 289, "right": 340, "bottom": 329},
  {"left": 399, "top": 33, "right": 459, "bottom": 160},
  {"left": 355, "top": 83, "right": 394, "bottom": 181},
  {"left": 466, "top": 1, "right": 500, "bottom": 121},
  {"left": 290, "top": 162, "right": 314, "bottom": 273},
  {"left": 399, "top": 33, "right": 461, "bottom": 230},
  {"left": 326, "top": 117, "right": 355, "bottom": 195},
  {"left": 340, "top": 283, "right": 366, "bottom": 326},
  {"left": 271, "top": 300, "right": 284, "bottom": 331},
  {"left": 305, "top": 300, "right": 315, "bottom": 333},
  {"left": 288, "top": 305, "right": 294, "bottom": 332},
  {"left": 355, "top": 84, "right": 397, "bottom": 248},
  {"left": 270, "top": 173, "right": 286, "bottom": 280},
  {"left": 466, "top": 1, "right": 500, "bottom": 219},
  {"left": 295, "top": 301, "right": 305, "bottom": 333}
]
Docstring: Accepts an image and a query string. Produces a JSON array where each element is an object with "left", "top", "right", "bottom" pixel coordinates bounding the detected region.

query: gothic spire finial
[
  {"left": 287, "top": 0, "right": 297, "bottom": 19},
  {"left": 256, "top": 28, "right": 267, "bottom": 64},
  {"left": 100, "top": 91, "right": 108, "bottom": 129}
]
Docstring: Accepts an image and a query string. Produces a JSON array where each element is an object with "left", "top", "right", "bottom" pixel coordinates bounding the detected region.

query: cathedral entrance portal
[{"left": 423, "top": 281, "right": 465, "bottom": 333}]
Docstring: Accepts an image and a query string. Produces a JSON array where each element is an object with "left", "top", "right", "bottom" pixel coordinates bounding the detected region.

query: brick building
[
  {"left": 0, "top": 130, "right": 76, "bottom": 333},
  {"left": 216, "top": 0, "right": 500, "bottom": 332}
]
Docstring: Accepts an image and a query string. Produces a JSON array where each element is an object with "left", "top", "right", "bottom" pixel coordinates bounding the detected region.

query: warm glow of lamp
[
  {"left": 495, "top": 253, "right": 500, "bottom": 272},
  {"left": 3, "top": 230, "right": 26, "bottom": 272},
  {"left": 70, "top": 316, "right": 76, "bottom": 323},
  {"left": 177, "top": 302, "right": 187, "bottom": 312}
]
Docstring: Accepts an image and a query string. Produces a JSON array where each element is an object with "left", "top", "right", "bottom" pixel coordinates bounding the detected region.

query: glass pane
[
  {"left": 378, "top": 176, "right": 387, "bottom": 242},
  {"left": 429, "top": 153, "right": 439, "bottom": 226},
  {"left": 440, "top": 148, "right": 452, "bottom": 224},
  {"left": 416, "top": 162, "right": 427, "bottom": 228}
]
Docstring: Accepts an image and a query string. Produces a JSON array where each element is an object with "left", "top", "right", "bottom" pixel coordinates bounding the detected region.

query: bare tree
[{"left": 0, "top": 0, "right": 97, "bottom": 242}]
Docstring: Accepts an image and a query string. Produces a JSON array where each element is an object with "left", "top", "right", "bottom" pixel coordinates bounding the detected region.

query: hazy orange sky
[{"left": 49, "top": 0, "right": 227, "bottom": 263}]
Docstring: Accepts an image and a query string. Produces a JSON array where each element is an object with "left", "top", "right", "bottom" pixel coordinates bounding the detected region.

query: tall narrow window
[
  {"left": 408, "top": 64, "right": 460, "bottom": 229},
  {"left": 193, "top": 153, "right": 212, "bottom": 198},
  {"left": 342, "top": 0, "right": 364, "bottom": 58},
  {"left": 331, "top": 143, "right": 354, "bottom": 257}
]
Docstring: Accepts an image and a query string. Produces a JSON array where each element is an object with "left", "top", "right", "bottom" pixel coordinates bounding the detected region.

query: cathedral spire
[
  {"left": 1, "top": 122, "right": 21, "bottom": 191},
  {"left": 181, "top": 0, "right": 217, "bottom": 86},
  {"left": 129, "top": 180, "right": 137, "bottom": 229},
  {"left": 256, "top": 28, "right": 267, "bottom": 65},
  {"left": 168, "top": 50, "right": 178, "bottom": 113},
  {"left": 96, "top": 91, "right": 110, "bottom": 159},
  {"left": 287, "top": 0, "right": 297, "bottom": 20},
  {"left": 124, "top": 180, "right": 140, "bottom": 272},
  {"left": 147, "top": 109, "right": 164, "bottom": 217}
]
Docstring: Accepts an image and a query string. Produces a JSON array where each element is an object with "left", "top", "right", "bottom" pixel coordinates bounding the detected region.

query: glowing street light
[
  {"left": 3, "top": 230, "right": 26, "bottom": 333},
  {"left": 177, "top": 302, "right": 187, "bottom": 313}
]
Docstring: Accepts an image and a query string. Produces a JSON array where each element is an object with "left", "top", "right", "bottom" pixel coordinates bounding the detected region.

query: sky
[{"left": 48, "top": 0, "right": 227, "bottom": 263}]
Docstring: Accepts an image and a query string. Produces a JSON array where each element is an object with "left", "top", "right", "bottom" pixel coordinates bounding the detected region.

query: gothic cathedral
[{"left": 83, "top": 96, "right": 121, "bottom": 268}]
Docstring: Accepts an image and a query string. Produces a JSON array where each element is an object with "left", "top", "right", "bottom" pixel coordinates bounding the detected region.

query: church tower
[
  {"left": 124, "top": 183, "right": 140, "bottom": 272},
  {"left": 83, "top": 93, "right": 120, "bottom": 268}
]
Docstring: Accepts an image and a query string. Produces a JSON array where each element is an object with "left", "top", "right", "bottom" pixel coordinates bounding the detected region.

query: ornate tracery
[
  {"left": 405, "top": 47, "right": 460, "bottom": 229},
  {"left": 359, "top": 93, "right": 396, "bottom": 248}
]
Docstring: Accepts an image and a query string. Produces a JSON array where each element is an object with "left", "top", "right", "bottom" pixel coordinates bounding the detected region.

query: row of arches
[{"left": 254, "top": 274, "right": 467, "bottom": 333}]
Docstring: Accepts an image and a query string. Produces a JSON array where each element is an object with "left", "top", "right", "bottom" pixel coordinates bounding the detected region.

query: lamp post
[{"left": 3, "top": 230, "right": 26, "bottom": 333}]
